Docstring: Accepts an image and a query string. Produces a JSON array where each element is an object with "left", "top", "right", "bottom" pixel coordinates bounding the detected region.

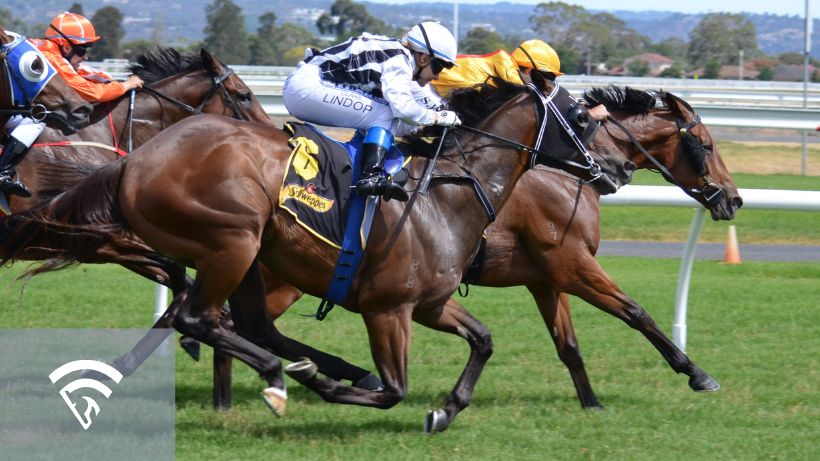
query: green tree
[
  {"left": 659, "top": 62, "right": 684, "bottom": 78},
  {"left": 530, "top": 2, "right": 648, "bottom": 74},
  {"left": 90, "top": 6, "right": 124, "bottom": 60},
  {"left": 650, "top": 37, "right": 688, "bottom": 61},
  {"left": 203, "top": 0, "right": 250, "bottom": 64},
  {"left": 626, "top": 59, "right": 650, "bottom": 77},
  {"left": 316, "top": 0, "right": 396, "bottom": 41},
  {"left": 757, "top": 66, "right": 774, "bottom": 81},
  {"left": 249, "top": 12, "right": 279, "bottom": 65},
  {"left": 687, "top": 13, "right": 757, "bottom": 68},
  {"left": 459, "top": 27, "right": 508, "bottom": 55},
  {"left": 0, "top": 7, "right": 31, "bottom": 35},
  {"left": 119, "top": 40, "right": 157, "bottom": 62},
  {"left": 703, "top": 59, "right": 721, "bottom": 79},
  {"left": 67, "top": 3, "right": 84, "bottom": 16}
]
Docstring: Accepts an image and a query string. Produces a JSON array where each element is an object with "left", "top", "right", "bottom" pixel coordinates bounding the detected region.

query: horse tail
[{"left": 0, "top": 159, "right": 131, "bottom": 277}]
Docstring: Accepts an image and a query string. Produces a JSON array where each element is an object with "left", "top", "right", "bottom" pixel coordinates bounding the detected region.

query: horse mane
[
  {"left": 585, "top": 85, "right": 708, "bottom": 175},
  {"left": 583, "top": 85, "right": 656, "bottom": 114},
  {"left": 404, "top": 77, "right": 531, "bottom": 154},
  {"left": 127, "top": 47, "right": 207, "bottom": 84}
]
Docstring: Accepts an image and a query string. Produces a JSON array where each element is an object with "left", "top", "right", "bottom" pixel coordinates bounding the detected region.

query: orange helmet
[{"left": 44, "top": 12, "right": 101, "bottom": 46}]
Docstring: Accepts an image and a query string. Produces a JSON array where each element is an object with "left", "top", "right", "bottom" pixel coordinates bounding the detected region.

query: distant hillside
[{"left": 5, "top": 0, "right": 818, "bottom": 59}]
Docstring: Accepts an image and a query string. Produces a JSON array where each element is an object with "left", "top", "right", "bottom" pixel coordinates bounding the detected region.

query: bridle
[
  {"left": 607, "top": 112, "right": 724, "bottom": 208},
  {"left": 139, "top": 66, "right": 246, "bottom": 121},
  {"left": 0, "top": 34, "right": 52, "bottom": 122},
  {"left": 420, "top": 82, "right": 607, "bottom": 222}
]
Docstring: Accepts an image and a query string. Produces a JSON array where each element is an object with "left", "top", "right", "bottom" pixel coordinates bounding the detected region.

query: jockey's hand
[
  {"left": 123, "top": 75, "right": 145, "bottom": 92},
  {"left": 434, "top": 110, "right": 461, "bottom": 127}
]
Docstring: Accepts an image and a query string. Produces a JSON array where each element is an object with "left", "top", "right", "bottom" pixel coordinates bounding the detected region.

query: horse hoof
[
  {"left": 353, "top": 373, "right": 384, "bottom": 391},
  {"left": 179, "top": 337, "right": 201, "bottom": 361},
  {"left": 261, "top": 386, "right": 287, "bottom": 417},
  {"left": 423, "top": 409, "right": 448, "bottom": 434},
  {"left": 689, "top": 373, "right": 721, "bottom": 392},
  {"left": 284, "top": 359, "right": 318, "bottom": 383}
]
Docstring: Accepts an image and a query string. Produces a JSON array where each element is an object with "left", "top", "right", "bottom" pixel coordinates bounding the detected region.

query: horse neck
[
  {"left": 425, "top": 94, "right": 535, "bottom": 239},
  {"left": 615, "top": 110, "right": 680, "bottom": 170}
]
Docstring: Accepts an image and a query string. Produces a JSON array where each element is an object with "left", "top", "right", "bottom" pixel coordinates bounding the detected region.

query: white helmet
[{"left": 402, "top": 22, "right": 457, "bottom": 64}]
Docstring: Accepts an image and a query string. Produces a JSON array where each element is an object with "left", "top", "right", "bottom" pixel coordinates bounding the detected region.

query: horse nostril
[
  {"left": 732, "top": 196, "right": 744, "bottom": 208},
  {"left": 624, "top": 161, "right": 636, "bottom": 172}
]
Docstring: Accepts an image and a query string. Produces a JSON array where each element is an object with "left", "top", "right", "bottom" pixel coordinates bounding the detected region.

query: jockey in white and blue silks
[{"left": 283, "top": 22, "right": 460, "bottom": 202}]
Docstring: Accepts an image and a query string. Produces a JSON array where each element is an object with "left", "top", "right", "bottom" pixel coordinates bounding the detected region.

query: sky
[{"left": 369, "top": 0, "right": 816, "bottom": 18}]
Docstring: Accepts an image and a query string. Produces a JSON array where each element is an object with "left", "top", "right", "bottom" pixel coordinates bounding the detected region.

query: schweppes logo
[{"left": 282, "top": 183, "right": 335, "bottom": 212}]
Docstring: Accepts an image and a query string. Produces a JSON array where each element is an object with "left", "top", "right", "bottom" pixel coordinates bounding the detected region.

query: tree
[
  {"left": 316, "top": 0, "right": 396, "bottom": 41},
  {"left": 687, "top": 13, "right": 758, "bottom": 69},
  {"left": 659, "top": 62, "right": 684, "bottom": 78},
  {"left": 703, "top": 59, "right": 721, "bottom": 79},
  {"left": 756, "top": 66, "right": 774, "bottom": 81},
  {"left": 0, "top": 7, "right": 31, "bottom": 35},
  {"left": 203, "top": 0, "right": 250, "bottom": 64},
  {"left": 650, "top": 37, "right": 689, "bottom": 62},
  {"left": 119, "top": 40, "right": 157, "bottom": 62},
  {"left": 90, "top": 6, "right": 125, "bottom": 60},
  {"left": 626, "top": 59, "right": 650, "bottom": 77},
  {"left": 250, "top": 12, "right": 320, "bottom": 66},
  {"left": 67, "top": 3, "right": 84, "bottom": 16},
  {"left": 249, "top": 12, "right": 279, "bottom": 65},
  {"left": 459, "top": 27, "right": 509, "bottom": 55}
]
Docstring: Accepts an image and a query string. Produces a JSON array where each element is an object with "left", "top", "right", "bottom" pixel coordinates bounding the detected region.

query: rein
[
  {"left": 607, "top": 114, "right": 723, "bottom": 207},
  {"left": 139, "top": 67, "right": 245, "bottom": 121}
]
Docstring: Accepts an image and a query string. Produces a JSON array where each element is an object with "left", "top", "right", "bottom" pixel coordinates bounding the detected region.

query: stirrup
[{"left": 354, "top": 175, "right": 408, "bottom": 202}]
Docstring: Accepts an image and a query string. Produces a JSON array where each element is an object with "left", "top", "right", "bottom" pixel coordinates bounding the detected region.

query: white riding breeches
[
  {"left": 4, "top": 115, "right": 44, "bottom": 147},
  {"left": 283, "top": 63, "right": 418, "bottom": 136}
]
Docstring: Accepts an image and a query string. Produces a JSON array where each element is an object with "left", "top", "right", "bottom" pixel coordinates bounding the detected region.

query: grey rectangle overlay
[{"left": 0, "top": 329, "right": 175, "bottom": 461}]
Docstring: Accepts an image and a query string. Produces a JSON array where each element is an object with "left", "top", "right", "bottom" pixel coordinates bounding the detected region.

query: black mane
[
  {"left": 447, "top": 76, "right": 531, "bottom": 126},
  {"left": 583, "top": 85, "right": 657, "bottom": 114},
  {"left": 127, "top": 47, "right": 206, "bottom": 84}
]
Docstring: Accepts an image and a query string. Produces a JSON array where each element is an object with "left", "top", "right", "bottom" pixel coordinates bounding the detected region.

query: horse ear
[
  {"left": 664, "top": 92, "right": 693, "bottom": 119},
  {"left": 200, "top": 49, "right": 223, "bottom": 72}
]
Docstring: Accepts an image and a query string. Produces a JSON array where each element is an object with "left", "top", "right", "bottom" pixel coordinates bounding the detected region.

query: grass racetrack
[{"left": 0, "top": 148, "right": 818, "bottom": 460}]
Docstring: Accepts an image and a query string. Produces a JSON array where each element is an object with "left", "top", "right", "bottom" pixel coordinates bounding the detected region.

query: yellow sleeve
[{"left": 432, "top": 50, "right": 524, "bottom": 97}]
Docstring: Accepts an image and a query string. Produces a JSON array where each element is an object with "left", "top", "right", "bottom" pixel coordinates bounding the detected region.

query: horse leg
[
  {"left": 527, "top": 286, "right": 602, "bottom": 409},
  {"left": 172, "top": 254, "right": 287, "bottom": 415},
  {"left": 284, "top": 305, "right": 414, "bottom": 411},
  {"left": 411, "top": 298, "right": 493, "bottom": 433},
  {"left": 566, "top": 258, "right": 719, "bottom": 392}
]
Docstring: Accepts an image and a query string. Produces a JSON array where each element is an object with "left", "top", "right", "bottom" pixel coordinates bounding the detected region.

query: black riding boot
[
  {"left": 353, "top": 129, "right": 408, "bottom": 202},
  {"left": 0, "top": 137, "right": 31, "bottom": 198}
]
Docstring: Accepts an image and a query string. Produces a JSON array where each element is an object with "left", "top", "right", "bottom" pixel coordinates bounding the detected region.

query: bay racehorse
[
  {"left": 0, "top": 78, "right": 633, "bottom": 432},
  {"left": 182, "top": 86, "right": 742, "bottom": 409},
  {"left": 6, "top": 46, "right": 271, "bottom": 213},
  {"left": 1, "top": 26, "right": 91, "bottom": 140}
]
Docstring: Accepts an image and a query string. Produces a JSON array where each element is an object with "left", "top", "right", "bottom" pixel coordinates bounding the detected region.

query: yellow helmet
[{"left": 512, "top": 40, "right": 563, "bottom": 76}]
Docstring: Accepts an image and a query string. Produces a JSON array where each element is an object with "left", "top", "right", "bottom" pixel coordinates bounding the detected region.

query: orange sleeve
[{"left": 36, "top": 42, "right": 126, "bottom": 103}]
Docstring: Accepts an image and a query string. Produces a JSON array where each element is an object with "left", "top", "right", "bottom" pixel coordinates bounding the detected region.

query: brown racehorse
[
  {"left": 0, "top": 78, "right": 632, "bottom": 432},
  {"left": 195, "top": 86, "right": 741, "bottom": 409},
  {"left": 7, "top": 47, "right": 272, "bottom": 212},
  {"left": 0, "top": 26, "right": 91, "bottom": 139}
]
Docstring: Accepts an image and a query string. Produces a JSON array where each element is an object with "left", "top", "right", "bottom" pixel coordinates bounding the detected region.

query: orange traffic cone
[{"left": 721, "top": 225, "right": 742, "bottom": 264}]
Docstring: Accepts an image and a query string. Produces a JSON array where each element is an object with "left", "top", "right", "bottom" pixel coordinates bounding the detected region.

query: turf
[{"left": 1, "top": 258, "right": 817, "bottom": 460}]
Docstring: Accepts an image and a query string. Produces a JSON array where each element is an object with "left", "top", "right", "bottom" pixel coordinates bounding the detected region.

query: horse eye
[{"left": 238, "top": 92, "right": 252, "bottom": 102}]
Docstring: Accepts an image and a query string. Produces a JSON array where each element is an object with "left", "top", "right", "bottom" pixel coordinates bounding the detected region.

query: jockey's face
[
  {"left": 413, "top": 53, "right": 437, "bottom": 86},
  {"left": 60, "top": 43, "right": 89, "bottom": 71}
]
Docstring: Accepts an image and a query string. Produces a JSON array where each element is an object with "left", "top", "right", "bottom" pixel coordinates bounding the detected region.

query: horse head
[
  {"left": 586, "top": 86, "right": 742, "bottom": 220},
  {"left": 0, "top": 26, "right": 92, "bottom": 134},
  {"left": 128, "top": 47, "right": 271, "bottom": 126}
]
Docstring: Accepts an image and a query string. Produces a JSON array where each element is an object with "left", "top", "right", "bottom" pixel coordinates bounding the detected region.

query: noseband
[{"left": 608, "top": 113, "right": 723, "bottom": 208}]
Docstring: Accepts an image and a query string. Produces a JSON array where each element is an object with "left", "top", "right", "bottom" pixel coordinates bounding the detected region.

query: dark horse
[
  {"left": 6, "top": 46, "right": 271, "bottom": 212},
  {"left": 184, "top": 86, "right": 742, "bottom": 409},
  {"left": 0, "top": 78, "right": 631, "bottom": 432},
  {"left": 1, "top": 26, "right": 91, "bottom": 140}
]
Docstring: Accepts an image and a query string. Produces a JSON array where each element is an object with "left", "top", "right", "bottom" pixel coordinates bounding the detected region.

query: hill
[{"left": 4, "top": 0, "right": 818, "bottom": 59}]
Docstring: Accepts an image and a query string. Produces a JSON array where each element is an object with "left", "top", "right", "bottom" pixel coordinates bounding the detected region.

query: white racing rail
[{"left": 600, "top": 186, "right": 820, "bottom": 352}]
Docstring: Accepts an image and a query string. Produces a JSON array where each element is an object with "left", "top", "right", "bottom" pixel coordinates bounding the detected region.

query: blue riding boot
[{"left": 354, "top": 127, "right": 408, "bottom": 202}]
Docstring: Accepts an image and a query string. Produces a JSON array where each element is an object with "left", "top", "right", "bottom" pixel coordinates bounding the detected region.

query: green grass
[
  {"left": 1, "top": 259, "right": 817, "bottom": 461},
  {"left": 602, "top": 171, "right": 820, "bottom": 244}
]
